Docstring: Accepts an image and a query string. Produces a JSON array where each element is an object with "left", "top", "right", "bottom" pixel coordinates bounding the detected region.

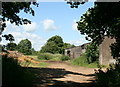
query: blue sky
[{"left": 2, "top": 2, "right": 94, "bottom": 51}]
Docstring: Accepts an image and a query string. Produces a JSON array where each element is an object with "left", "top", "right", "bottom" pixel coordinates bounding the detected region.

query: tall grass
[
  {"left": 71, "top": 54, "right": 99, "bottom": 68},
  {"left": 37, "top": 53, "right": 53, "bottom": 60},
  {"left": 37, "top": 53, "right": 70, "bottom": 61}
]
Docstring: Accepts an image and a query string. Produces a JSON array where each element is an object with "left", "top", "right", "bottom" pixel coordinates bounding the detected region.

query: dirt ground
[{"left": 28, "top": 61, "right": 97, "bottom": 87}]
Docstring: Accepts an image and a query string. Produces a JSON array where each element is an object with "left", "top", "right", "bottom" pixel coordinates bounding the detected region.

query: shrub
[
  {"left": 85, "top": 42, "right": 99, "bottom": 63},
  {"left": 60, "top": 55, "right": 70, "bottom": 61},
  {"left": 37, "top": 53, "right": 53, "bottom": 60},
  {"left": 37, "top": 53, "right": 70, "bottom": 61},
  {"left": 50, "top": 54, "right": 62, "bottom": 61},
  {"left": 71, "top": 54, "right": 99, "bottom": 68},
  {"left": 72, "top": 54, "right": 88, "bottom": 66},
  {"left": 95, "top": 64, "right": 120, "bottom": 87}
]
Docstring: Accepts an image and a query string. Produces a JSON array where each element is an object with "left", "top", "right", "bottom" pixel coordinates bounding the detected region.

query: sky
[{"left": 1, "top": 2, "right": 94, "bottom": 51}]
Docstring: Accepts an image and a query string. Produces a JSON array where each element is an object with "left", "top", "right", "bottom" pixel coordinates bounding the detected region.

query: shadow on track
[{"left": 25, "top": 67, "right": 97, "bottom": 87}]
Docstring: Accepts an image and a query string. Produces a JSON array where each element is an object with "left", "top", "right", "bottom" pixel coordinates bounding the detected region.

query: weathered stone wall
[
  {"left": 65, "top": 37, "right": 116, "bottom": 65},
  {"left": 65, "top": 46, "right": 81, "bottom": 58},
  {"left": 99, "top": 37, "right": 116, "bottom": 65}
]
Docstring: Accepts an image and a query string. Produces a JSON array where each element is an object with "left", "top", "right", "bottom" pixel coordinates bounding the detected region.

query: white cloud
[
  {"left": 72, "top": 20, "right": 78, "bottom": 31},
  {"left": 9, "top": 32, "right": 46, "bottom": 51},
  {"left": 4, "top": 21, "right": 37, "bottom": 33},
  {"left": 68, "top": 38, "right": 89, "bottom": 46},
  {"left": 42, "top": 19, "right": 57, "bottom": 31},
  {"left": 4, "top": 21, "right": 22, "bottom": 33},
  {"left": 2, "top": 21, "right": 46, "bottom": 51},
  {"left": 22, "top": 22, "right": 37, "bottom": 32}
]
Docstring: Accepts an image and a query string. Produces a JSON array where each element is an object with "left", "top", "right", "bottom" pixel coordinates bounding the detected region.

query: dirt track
[{"left": 29, "top": 61, "right": 97, "bottom": 87}]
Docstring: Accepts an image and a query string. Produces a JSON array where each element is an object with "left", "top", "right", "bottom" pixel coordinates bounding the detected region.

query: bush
[
  {"left": 2, "top": 55, "right": 34, "bottom": 87},
  {"left": 85, "top": 42, "right": 99, "bottom": 63},
  {"left": 60, "top": 55, "right": 70, "bottom": 61},
  {"left": 38, "top": 53, "right": 53, "bottom": 60},
  {"left": 72, "top": 54, "right": 88, "bottom": 66},
  {"left": 95, "top": 64, "right": 120, "bottom": 87},
  {"left": 51, "top": 54, "right": 63, "bottom": 61},
  {"left": 71, "top": 54, "right": 99, "bottom": 68}
]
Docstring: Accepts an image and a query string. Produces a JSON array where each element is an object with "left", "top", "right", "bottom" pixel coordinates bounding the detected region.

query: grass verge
[{"left": 71, "top": 54, "right": 99, "bottom": 68}]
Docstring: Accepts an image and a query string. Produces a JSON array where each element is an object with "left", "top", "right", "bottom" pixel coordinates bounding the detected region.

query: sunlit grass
[{"left": 26, "top": 62, "right": 49, "bottom": 68}]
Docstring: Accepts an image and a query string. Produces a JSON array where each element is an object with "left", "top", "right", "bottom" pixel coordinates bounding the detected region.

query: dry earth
[{"left": 28, "top": 61, "right": 98, "bottom": 87}]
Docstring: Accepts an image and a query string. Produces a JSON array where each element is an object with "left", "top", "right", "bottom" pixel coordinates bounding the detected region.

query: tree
[
  {"left": 40, "top": 35, "right": 64, "bottom": 54},
  {"left": 41, "top": 41, "right": 60, "bottom": 54},
  {"left": 85, "top": 42, "right": 99, "bottom": 63},
  {"left": 2, "top": 34, "right": 15, "bottom": 43},
  {"left": 40, "top": 35, "right": 75, "bottom": 54},
  {"left": 17, "top": 39, "right": 32, "bottom": 55},
  {"left": 77, "top": 2, "right": 120, "bottom": 60},
  {"left": 63, "top": 43, "right": 75, "bottom": 48},
  {"left": 31, "top": 48, "right": 38, "bottom": 55},
  {"left": 6, "top": 42, "right": 17, "bottom": 51},
  {"left": 1, "top": 2, "right": 39, "bottom": 41},
  {"left": 66, "top": 0, "right": 86, "bottom": 8},
  {"left": 47, "top": 35, "right": 64, "bottom": 47}
]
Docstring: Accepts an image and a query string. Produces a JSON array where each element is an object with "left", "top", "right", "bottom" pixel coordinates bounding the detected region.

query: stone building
[
  {"left": 99, "top": 37, "right": 116, "bottom": 65},
  {"left": 65, "top": 37, "right": 116, "bottom": 65},
  {"left": 65, "top": 43, "right": 89, "bottom": 59}
]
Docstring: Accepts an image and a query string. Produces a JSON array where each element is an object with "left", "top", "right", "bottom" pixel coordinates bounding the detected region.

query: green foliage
[
  {"left": 28, "top": 62, "right": 49, "bottom": 68},
  {"left": 38, "top": 53, "right": 53, "bottom": 60},
  {"left": 85, "top": 42, "right": 99, "bottom": 63},
  {"left": 38, "top": 62, "right": 49, "bottom": 68},
  {"left": 77, "top": 2, "right": 120, "bottom": 59},
  {"left": 71, "top": 54, "right": 98, "bottom": 68},
  {"left": 40, "top": 35, "right": 75, "bottom": 54},
  {"left": 77, "top": 2, "right": 120, "bottom": 43},
  {"left": 63, "top": 43, "right": 75, "bottom": 48},
  {"left": 40, "top": 41, "right": 61, "bottom": 54},
  {"left": 72, "top": 54, "right": 88, "bottom": 65},
  {"left": 60, "top": 55, "right": 70, "bottom": 61},
  {"left": 1, "top": 2, "right": 38, "bottom": 42},
  {"left": 31, "top": 48, "right": 38, "bottom": 55},
  {"left": 40, "top": 35, "right": 64, "bottom": 54},
  {"left": 17, "top": 39, "right": 32, "bottom": 55},
  {"left": 2, "top": 55, "right": 34, "bottom": 87},
  {"left": 47, "top": 35, "right": 64, "bottom": 45},
  {"left": 2, "top": 34, "right": 15, "bottom": 43},
  {"left": 66, "top": 1, "right": 85, "bottom": 8},
  {"left": 51, "top": 54, "right": 63, "bottom": 61},
  {"left": 2, "top": 2, "right": 38, "bottom": 27},
  {"left": 6, "top": 42, "right": 17, "bottom": 51},
  {"left": 37, "top": 52, "right": 70, "bottom": 61},
  {"left": 95, "top": 64, "right": 120, "bottom": 87}
]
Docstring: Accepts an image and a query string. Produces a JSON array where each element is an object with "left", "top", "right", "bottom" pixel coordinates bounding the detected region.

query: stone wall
[
  {"left": 65, "top": 37, "right": 116, "bottom": 65},
  {"left": 99, "top": 37, "right": 116, "bottom": 65}
]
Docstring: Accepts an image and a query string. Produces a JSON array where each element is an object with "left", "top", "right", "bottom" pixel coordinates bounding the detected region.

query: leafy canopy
[
  {"left": 85, "top": 42, "right": 99, "bottom": 63},
  {"left": 40, "top": 35, "right": 75, "bottom": 54},
  {"left": 1, "top": 2, "right": 39, "bottom": 42},
  {"left": 40, "top": 35, "right": 64, "bottom": 54},
  {"left": 77, "top": 2, "right": 120, "bottom": 59},
  {"left": 6, "top": 43, "right": 17, "bottom": 51},
  {"left": 17, "top": 39, "right": 32, "bottom": 55}
]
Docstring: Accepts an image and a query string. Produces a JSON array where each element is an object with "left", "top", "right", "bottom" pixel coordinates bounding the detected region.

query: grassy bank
[
  {"left": 70, "top": 54, "right": 99, "bottom": 68},
  {"left": 26, "top": 53, "right": 106, "bottom": 68},
  {"left": 37, "top": 53, "right": 70, "bottom": 61}
]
